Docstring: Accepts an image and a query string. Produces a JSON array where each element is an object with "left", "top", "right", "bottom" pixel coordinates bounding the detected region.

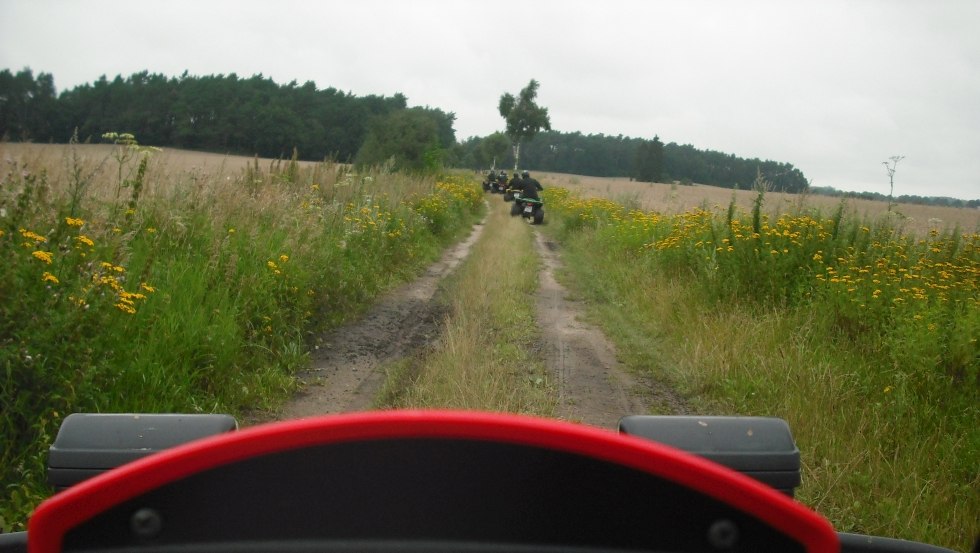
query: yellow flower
[
  {"left": 42, "top": 272, "right": 59, "bottom": 284},
  {"left": 20, "top": 229, "right": 47, "bottom": 243},
  {"left": 114, "top": 302, "right": 137, "bottom": 314},
  {"left": 141, "top": 283, "right": 156, "bottom": 293},
  {"left": 32, "top": 250, "right": 53, "bottom": 264},
  {"left": 76, "top": 235, "right": 95, "bottom": 247},
  {"left": 883, "top": 386, "right": 893, "bottom": 394},
  {"left": 228, "top": 228, "right": 236, "bottom": 234},
  {"left": 65, "top": 217, "right": 85, "bottom": 227},
  {"left": 279, "top": 254, "right": 289, "bottom": 263},
  {"left": 146, "top": 227, "right": 156, "bottom": 234}
]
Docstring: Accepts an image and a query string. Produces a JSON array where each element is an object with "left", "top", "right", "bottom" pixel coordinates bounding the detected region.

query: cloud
[{"left": 1, "top": 0, "right": 978, "bottom": 199}]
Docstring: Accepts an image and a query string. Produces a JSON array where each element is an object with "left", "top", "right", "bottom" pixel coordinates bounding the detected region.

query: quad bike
[
  {"left": 0, "top": 410, "right": 959, "bottom": 553},
  {"left": 513, "top": 196, "right": 544, "bottom": 224}
]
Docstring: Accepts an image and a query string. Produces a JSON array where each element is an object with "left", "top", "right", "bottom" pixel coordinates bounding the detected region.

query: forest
[{"left": 2, "top": 67, "right": 975, "bottom": 203}]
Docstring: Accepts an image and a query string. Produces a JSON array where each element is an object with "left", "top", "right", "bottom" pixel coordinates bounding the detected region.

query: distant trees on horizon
[{"left": 2, "top": 68, "right": 974, "bottom": 204}]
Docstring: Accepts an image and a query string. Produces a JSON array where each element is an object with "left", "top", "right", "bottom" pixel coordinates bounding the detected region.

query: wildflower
[
  {"left": 883, "top": 386, "right": 893, "bottom": 394},
  {"left": 32, "top": 250, "right": 53, "bottom": 264},
  {"left": 65, "top": 217, "right": 85, "bottom": 227},
  {"left": 141, "top": 283, "right": 156, "bottom": 293},
  {"left": 146, "top": 227, "right": 156, "bottom": 234},
  {"left": 76, "top": 235, "right": 95, "bottom": 247},
  {"left": 20, "top": 229, "right": 47, "bottom": 243},
  {"left": 279, "top": 254, "right": 289, "bottom": 263},
  {"left": 228, "top": 228, "right": 236, "bottom": 234},
  {"left": 114, "top": 302, "right": 137, "bottom": 314},
  {"left": 42, "top": 272, "right": 59, "bottom": 284}
]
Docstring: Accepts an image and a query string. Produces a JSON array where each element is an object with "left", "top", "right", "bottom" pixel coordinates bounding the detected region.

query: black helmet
[{"left": 521, "top": 170, "right": 530, "bottom": 177}]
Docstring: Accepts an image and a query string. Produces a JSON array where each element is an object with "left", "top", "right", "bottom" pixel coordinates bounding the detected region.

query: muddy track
[
  {"left": 276, "top": 219, "right": 487, "bottom": 419},
  {"left": 272, "top": 204, "right": 688, "bottom": 427}
]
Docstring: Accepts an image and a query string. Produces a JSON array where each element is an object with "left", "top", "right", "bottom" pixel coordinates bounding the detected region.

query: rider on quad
[{"left": 519, "top": 170, "right": 543, "bottom": 200}]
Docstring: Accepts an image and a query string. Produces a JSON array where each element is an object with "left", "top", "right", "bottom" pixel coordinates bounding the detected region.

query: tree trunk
[{"left": 513, "top": 142, "right": 521, "bottom": 170}]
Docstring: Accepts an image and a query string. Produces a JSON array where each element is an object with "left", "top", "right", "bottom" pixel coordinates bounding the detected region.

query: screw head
[
  {"left": 707, "top": 519, "right": 739, "bottom": 549},
  {"left": 130, "top": 507, "right": 163, "bottom": 539}
]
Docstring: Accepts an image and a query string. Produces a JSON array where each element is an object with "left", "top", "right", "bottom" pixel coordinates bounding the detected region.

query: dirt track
[{"left": 275, "top": 204, "right": 687, "bottom": 429}]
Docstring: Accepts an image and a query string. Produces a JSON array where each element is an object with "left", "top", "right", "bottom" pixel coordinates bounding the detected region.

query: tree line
[
  {"left": 808, "top": 186, "right": 980, "bottom": 209},
  {"left": 0, "top": 68, "right": 456, "bottom": 171},
  {"left": 455, "top": 130, "right": 811, "bottom": 193},
  {"left": 5, "top": 68, "right": 972, "bottom": 203}
]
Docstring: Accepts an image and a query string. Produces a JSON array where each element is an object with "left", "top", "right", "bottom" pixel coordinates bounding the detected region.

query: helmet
[{"left": 521, "top": 170, "right": 529, "bottom": 177}]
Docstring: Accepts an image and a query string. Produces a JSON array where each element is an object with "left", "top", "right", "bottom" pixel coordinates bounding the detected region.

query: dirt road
[
  {"left": 275, "top": 210, "right": 687, "bottom": 429},
  {"left": 533, "top": 233, "right": 689, "bottom": 428}
]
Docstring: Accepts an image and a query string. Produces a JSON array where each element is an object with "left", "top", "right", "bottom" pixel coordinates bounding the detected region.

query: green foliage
[
  {"left": 543, "top": 187, "right": 979, "bottom": 550},
  {"left": 497, "top": 79, "right": 551, "bottom": 169},
  {"left": 0, "top": 142, "right": 484, "bottom": 532},
  {"left": 355, "top": 108, "right": 454, "bottom": 173},
  {"left": 0, "top": 69, "right": 433, "bottom": 163},
  {"left": 632, "top": 135, "right": 664, "bottom": 183},
  {"left": 457, "top": 129, "right": 811, "bottom": 193}
]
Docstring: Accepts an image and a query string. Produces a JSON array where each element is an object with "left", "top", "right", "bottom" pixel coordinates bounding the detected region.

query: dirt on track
[
  {"left": 533, "top": 233, "right": 689, "bottom": 428},
  {"left": 273, "top": 207, "right": 687, "bottom": 429},
  {"left": 275, "top": 220, "right": 487, "bottom": 420}
]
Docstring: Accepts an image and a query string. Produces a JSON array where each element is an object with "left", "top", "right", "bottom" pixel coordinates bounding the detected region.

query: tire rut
[
  {"left": 533, "top": 231, "right": 690, "bottom": 429},
  {"left": 274, "top": 218, "right": 487, "bottom": 420}
]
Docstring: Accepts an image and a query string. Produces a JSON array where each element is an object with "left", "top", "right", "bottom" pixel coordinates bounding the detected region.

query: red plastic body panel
[{"left": 28, "top": 410, "right": 838, "bottom": 553}]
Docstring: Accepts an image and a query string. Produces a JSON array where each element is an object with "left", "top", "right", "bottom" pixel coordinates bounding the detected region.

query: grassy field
[
  {"left": 539, "top": 184, "right": 978, "bottom": 550},
  {"left": 537, "top": 171, "right": 980, "bottom": 238},
  {"left": 0, "top": 141, "right": 484, "bottom": 532}
]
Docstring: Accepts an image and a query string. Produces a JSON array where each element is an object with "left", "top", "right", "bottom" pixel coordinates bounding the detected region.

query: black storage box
[
  {"left": 618, "top": 415, "right": 801, "bottom": 497},
  {"left": 47, "top": 413, "right": 238, "bottom": 491}
]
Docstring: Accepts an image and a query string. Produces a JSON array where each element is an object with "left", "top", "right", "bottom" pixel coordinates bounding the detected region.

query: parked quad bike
[{"left": 0, "top": 410, "right": 960, "bottom": 553}]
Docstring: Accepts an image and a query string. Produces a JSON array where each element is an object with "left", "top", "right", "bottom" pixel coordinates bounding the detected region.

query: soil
[
  {"left": 533, "top": 233, "right": 690, "bottom": 429},
  {"left": 270, "top": 207, "right": 689, "bottom": 430},
  {"left": 275, "top": 219, "right": 487, "bottom": 420}
]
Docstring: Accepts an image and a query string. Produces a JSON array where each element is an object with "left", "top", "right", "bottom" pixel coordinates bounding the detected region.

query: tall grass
[
  {"left": 0, "top": 141, "right": 483, "bottom": 532},
  {"left": 542, "top": 186, "right": 978, "bottom": 550},
  {"left": 378, "top": 199, "right": 554, "bottom": 415}
]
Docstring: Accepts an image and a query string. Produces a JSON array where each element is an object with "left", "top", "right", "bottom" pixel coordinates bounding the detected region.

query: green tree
[
  {"left": 480, "top": 132, "right": 511, "bottom": 169},
  {"left": 498, "top": 79, "right": 551, "bottom": 170},
  {"left": 632, "top": 135, "right": 664, "bottom": 182},
  {"left": 354, "top": 107, "right": 443, "bottom": 173}
]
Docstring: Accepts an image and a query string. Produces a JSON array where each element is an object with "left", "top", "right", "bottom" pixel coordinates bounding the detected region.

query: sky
[{"left": 2, "top": 0, "right": 979, "bottom": 200}]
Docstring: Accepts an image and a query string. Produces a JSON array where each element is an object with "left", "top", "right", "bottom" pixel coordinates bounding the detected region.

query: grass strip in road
[{"left": 376, "top": 199, "right": 555, "bottom": 416}]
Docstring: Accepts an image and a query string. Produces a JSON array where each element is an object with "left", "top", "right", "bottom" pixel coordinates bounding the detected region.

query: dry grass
[{"left": 536, "top": 171, "right": 980, "bottom": 238}]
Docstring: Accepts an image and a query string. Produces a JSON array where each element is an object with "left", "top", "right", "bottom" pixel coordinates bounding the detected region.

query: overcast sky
[{"left": 2, "top": 0, "right": 978, "bottom": 199}]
